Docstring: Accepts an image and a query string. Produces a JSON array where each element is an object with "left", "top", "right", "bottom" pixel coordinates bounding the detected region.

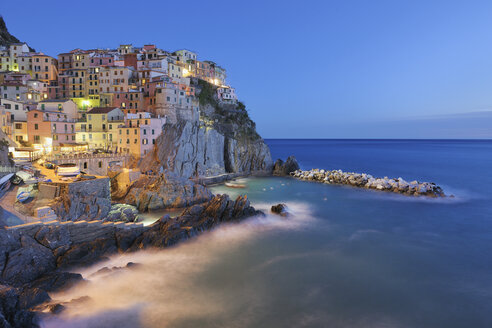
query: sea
[{"left": 42, "top": 139, "right": 492, "bottom": 328}]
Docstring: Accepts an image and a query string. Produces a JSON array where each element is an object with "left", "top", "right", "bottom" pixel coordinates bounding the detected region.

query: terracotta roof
[{"left": 87, "top": 107, "right": 119, "bottom": 114}]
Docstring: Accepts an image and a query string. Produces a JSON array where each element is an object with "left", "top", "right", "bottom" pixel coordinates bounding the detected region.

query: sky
[{"left": 2, "top": 0, "right": 492, "bottom": 138}]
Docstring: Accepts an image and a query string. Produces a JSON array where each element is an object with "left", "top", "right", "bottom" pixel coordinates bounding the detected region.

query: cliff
[
  {"left": 142, "top": 79, "right": 273, "bottom": 178},
  {"left": 0, "top": 16, "right": 20, "bottom": 47}
]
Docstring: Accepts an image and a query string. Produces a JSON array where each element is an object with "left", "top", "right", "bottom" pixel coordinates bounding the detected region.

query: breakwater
[{"left": 291, "top": 169, "right": 445, "bottom": 197}]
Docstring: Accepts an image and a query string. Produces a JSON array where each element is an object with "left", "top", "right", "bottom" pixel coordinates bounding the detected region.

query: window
[
  {"left": 15, "top": 123, "right": 22, "bottom": 129},
  {"left": 134, "top": 139, "right": 137, "bottom": 144},
  {"left": 152, "top": 129, "right": 155, "bottom": 135},
  {"left": 34, "top": 135, "right": 40, "bottom": 142},
  {"left": 34, "top": 123, "right": 38, "bottom": 130},
  {"left": 98, "top": 161, "right": 102, "bottom": 168},
  {"left": 84, "top": 162, "right": 87, "bottom": 169}
]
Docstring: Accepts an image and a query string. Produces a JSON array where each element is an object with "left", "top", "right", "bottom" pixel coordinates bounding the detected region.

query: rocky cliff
[
  {"left": 0, "top": 194, "right": 261, "bottom": 327},
  {"left": 119, "top": 173, "right": 213, "bottom": 211},
  {"left": 142, "top": 79, "right": 273, "bottom": 179},
  {"left": 49, "top": 179, "right": 112, "bottom": 221},
  {"left": 0, "top": 16, "right": 20, "bottom": 47}
]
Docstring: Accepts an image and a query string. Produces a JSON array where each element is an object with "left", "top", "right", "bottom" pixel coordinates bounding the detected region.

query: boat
[
  {"left": 55, "top": 163, "right": 80, "bottom": 176},
  {"left": 16, "top": 185, "right": 34, "bottom": 202},
  {"left": 0, "top": 173, "right": 13, "bottom": 193},
  {"left": 16, "top": 191, "right": 30, "bottom": 202},
  {"left": 225, "top": 181, "right": 247, "bottom": 189}
]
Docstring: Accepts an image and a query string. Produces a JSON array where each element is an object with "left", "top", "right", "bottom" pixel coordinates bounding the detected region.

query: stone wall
[{"left": 47, "top": 154, "right": 131, "bottom": 176}]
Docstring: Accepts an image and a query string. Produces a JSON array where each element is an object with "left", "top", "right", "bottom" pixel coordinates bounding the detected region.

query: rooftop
[{"left": 87, "top": 107, "right": 119, "bottom": 114}]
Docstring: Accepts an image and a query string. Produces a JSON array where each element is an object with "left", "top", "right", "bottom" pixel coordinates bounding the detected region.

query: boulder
[
  {"left": 273, "top": 156, "right": 300, "bottom": 176},
  {"left": 106, "top": 204, "right": 139, "bottom": 223},
  {"left": 271, "top": 204, "right": 289, "bottom": 217}
]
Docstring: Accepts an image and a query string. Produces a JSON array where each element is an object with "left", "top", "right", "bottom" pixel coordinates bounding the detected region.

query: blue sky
[{"left": 2, "top": 0, "right": 492, "bottom": 138}]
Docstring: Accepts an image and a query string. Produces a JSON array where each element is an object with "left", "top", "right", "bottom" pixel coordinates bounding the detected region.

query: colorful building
[
  {"left": 117, "top": 112, "right": 165, "bottom": 157},
  {"left": 27, "top": 109, "right": 76, "bottom": 153},
  {"left": 76, "top": 107, "right": 124, "bottom": 150}
]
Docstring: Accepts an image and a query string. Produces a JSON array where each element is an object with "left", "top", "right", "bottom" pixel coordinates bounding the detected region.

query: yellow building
[
  {"left": 76, "top": 107, "right": 124, "bottom": 150},
  {"left": 12, "top": 121, "right": 28, "bottom": 145}
]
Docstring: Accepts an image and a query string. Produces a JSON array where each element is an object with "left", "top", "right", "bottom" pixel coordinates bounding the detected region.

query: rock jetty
[{"left": 291, "top": 169, "right": 445, "bottom": 197}]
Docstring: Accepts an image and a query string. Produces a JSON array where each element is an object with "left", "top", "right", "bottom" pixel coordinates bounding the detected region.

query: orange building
[{"left": 27, "top": 109, "right": 76, "bottom": 153}]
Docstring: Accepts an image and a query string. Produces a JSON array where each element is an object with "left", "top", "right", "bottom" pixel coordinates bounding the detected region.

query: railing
[
  {"left": 45, "top": 153, "right": 132, "bottom": 162},
  {"left": 0, "top": 166, "right": 19, "bottom": 173}
]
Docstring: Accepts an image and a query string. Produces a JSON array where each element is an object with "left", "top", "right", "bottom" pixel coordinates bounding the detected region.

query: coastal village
[
  {"left": 0, "top": 43, "right": 237, "bottom": 159},
  {"left": 0, "top": 36, "right": 247, "bottom": 224}
]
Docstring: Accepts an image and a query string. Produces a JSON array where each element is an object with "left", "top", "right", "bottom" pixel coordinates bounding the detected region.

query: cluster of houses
[{"left": 0, "top": 42, "right": 238, "bottom": 160}]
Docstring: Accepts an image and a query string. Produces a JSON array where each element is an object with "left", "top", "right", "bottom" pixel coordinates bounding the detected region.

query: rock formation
[
  {"left": 113, "top": 172, "right": 213, "bottom": 211},
  {"left": 114, "top": 80, "right": 272, "bottom": 211},
  {"left": 140, "top": 79, "right": 273, "bottom": 179},
  {"left": 0, "top": 16, "right": 20, "bottom": 47},
  {"left": 271, "top": 203, "right": 289, "bottom": 217},
  {"left": 49, "top": 179, "right": 112, "bottom": 221},
  {"left": 291, "top": 169, "right": 446, "bottom": 197},
  {"left": 273, "top": 156, "right": 300, "bottom": 176},
  {"left": 0, "top": 194, "right": 261, "bottom": 327},
  {"left": 0, "top": 16, "right": 34, "bottom": 51}
]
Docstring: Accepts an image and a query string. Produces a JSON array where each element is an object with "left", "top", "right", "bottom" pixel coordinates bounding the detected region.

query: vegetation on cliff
[{"left": 194, "top": 79, "right": 260, "bottom": 142}]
